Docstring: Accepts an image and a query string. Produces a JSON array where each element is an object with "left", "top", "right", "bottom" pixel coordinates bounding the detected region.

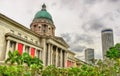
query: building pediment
[{"left": 46, "top": 37, "right": 68, "bottom": 51}]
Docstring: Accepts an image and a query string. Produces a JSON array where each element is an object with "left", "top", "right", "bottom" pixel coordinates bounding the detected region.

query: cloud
[
  {"left": 82, "top": 18, "right": 105, "bottom": 32},
  {"left": 83, "top": 0, "right": 104, "bottom": 5},
  {"left": 108, "top": 0, "right": 119, "bottom": 2},
  {"left": 60, "top": 33, "right": 72, "bottom": 42},
  {"left": 61, "top": 33, "right": 94, "bottom": 53},
  {"left": 60, "top": 0, "right": 78, "bottom": 7},
  {"left": 70, "top": 44, "right": 86, "bottom": 53},
  {"left": 74, "top": 34, "right": 94, "bottom": 44}
]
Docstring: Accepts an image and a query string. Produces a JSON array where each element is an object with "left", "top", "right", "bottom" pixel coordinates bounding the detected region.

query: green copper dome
[{"left": 34, "top": 4, "right": 53, "bottom": 22}]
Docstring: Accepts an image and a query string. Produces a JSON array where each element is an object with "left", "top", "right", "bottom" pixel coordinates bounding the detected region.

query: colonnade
[
  {"left": 5, "top": 40, "right": 67, "bottom": 67},
  {"left": 46, "top": 43, "right": 67, "bottom": 67},
  {"left": 5, "top": 40, "right": 42, "bottom": 60}
]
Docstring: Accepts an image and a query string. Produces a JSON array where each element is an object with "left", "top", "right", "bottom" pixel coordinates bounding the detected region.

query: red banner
[
  {"left": 18, "top": 43, "right": 23, "bottom": 55},
  {"left": 31, "top": 47, "right": 35, "bottom": 58}
]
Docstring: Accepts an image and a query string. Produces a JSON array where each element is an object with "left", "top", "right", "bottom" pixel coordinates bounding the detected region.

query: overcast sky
[{"left": 1, "top": 0, "right": 120, "bottom": 60}]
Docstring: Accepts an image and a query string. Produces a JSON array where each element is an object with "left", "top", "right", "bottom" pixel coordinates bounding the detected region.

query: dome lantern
[{"left": 42, "top": 4, "right": 46, "bottom": 10}]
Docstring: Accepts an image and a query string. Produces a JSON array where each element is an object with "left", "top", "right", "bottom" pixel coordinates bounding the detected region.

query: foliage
[
  {"left": 42, "top": 65, "right": 59, "bottom": 76},
  {"left": 0, "top": 49, "right": 120, "bottom": 76},
  {"left": 5, "top": 50, "right": 22, "bottom": 65},
  {"left": 5, "top": 50, "right": 43, "bottom": 67},
  {"left": 1, "top": 50, "right": 43, "bottom": 76},
  {"left": 106, "top": 43, "right": 120, "bottom": 59},
  {"left": 41, "top": 59, "right": 120, "bottom": 76},
  {"left": 0, "top": 65, "right": 30, "bottom": 76}
]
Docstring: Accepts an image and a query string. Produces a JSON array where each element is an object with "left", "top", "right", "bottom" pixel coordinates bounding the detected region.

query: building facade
[
  {"left": 101, "top": 29, "right": 114, "bottom": 59},
  {"left": 75, "top": 58, "right": 88, "bottom": 67},
  {"left": 0, "top": 4, "right": 74, "bottom": 67},
  {"left": 85, "top": 48, "right": 94, "bottom": 64},
  {"left": 66, "top": 50, "right": 76, "bottom": 67}
]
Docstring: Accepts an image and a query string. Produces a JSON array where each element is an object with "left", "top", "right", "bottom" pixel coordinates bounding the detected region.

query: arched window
[
  {"left": 39, "top": 26, "right": 41, "bottom": 31},
  {"left": 34, "top": 25, "right": 37, "bottom": 31},
  {"left": 34, "top": 25, "right": 37, "bottom": 28},
  {"left": 43, "top": 24, "right": 47, "bottom": 33}
]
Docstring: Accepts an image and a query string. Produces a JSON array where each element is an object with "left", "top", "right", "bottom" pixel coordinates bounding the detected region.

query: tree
[
  {"left": 5, "top": 50, "right": 22, "bottom": 65},
  {"left": 5, "top": 50, "right": 43, "bottom": 75},
  {"left": 106, "top": 43, "right": 120, "bottom": 59}
]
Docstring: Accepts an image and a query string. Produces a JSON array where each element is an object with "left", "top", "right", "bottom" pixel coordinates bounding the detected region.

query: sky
[{"left": 0, "top": 0, "right": 120, "bottom": 60}]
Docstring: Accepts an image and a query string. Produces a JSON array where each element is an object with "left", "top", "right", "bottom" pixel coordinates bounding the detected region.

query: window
[
  {"left": 10, "top": 41, "right": 15, "bottom": 48},
  {"left": 37, "top": 50, "right": 40, "bottom": 59},
  {"left": 18, "top": 33, "right": 21, "bottom": 37},
  {"left": 10, "top": 30, "right": 14, "bottom": 34},
  {"left": 25, "top": 36, "right": 28, "bottom": 40},
  {"left": 35, "top": 41, "right": 38, "bottom": 44},
  {"left": 41, "top": 20, "right": 44, "bottom": 22},
  {"left": 25, "top": 46, "right": 29, "bottom": 54},
  {"left": 31, "top": 39, "right": 33, "bottom": 42},
  {"left": 10, "top": 41, "right": 13, "bottom": 48},
  {"left": 34, "top": 25, "right": 37, "bottom": 28},
  {"left": 43, "top": 30, "right": 45, "bottom": 33},
  {"left": 39, "top": 26, "right": 41, "bottom": 30}
]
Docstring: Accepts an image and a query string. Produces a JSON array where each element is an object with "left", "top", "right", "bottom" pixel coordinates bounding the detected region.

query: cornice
[
  {"left": 5, "top": 33, "right": 43, "bottom": 49},
  {"left": 67, "top": 50, "right": 76, "bottom": 55},
  {"left": 46, "top": 36, "right": 69, "bottom": 48},
  {"left": 0, "top": 13, "right": 40, "bottom": 38}
]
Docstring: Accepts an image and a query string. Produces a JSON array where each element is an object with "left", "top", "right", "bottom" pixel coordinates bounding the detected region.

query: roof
[
  {"left": 55, "top": 36, "right": 69, "bottom": 48},
  {"left": 0, "top": 13, "right": 40, "bottom": 38},
  {"left": 67, "top": 50, "right": 76, "bottom": 55},
  {"left": 102, "top": 28, "right": 113, "bottom": 32},
  {"left": 34, "top": 4, "right": 53, "bottom": 22},
  {"left": 75, "top": 58, "right": 88, "bottom": 64}
]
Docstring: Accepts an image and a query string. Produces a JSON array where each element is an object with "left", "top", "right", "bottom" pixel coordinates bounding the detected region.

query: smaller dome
[{"left": 34, "top": 4, "right": 53, "bottom": 22}]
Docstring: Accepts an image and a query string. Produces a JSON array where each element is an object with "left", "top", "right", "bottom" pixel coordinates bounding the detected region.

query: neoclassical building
[{"left": 0, "top": 4, "right": 73, "bottom": 67}]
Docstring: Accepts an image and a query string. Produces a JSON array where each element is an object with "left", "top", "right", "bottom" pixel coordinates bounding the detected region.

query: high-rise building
[
  {"left": 85, "top": 48, "right": 94, "bottom": 64},
  {"left": 101, "top": 29, "right": 114, "bottom": 59}
]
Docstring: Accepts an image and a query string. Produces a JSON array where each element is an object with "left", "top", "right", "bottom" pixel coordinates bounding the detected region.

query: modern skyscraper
[
  {"left": 85, "top": 48, "right": 94, "bottom": 64},
  {"left": 101, "top": 29, "right": 114, "bottom": 59}
]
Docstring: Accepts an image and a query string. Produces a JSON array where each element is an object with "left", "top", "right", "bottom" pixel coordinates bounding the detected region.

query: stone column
[
  {"left": 22, "top": 44, "right": 25, "bottom": 53},
  {"left": 5, "top": 40, "right": 10, "bottom": 60},
  {"left": 48, "top": 43, "right": 51, "bottom": 65},
  {"left": 41, "top": 38, "right": 46, "bottom": 66},
  {"left": 55, "top": 47, "right": 58, "bottom": 67},
  {"left": 15, "top": 42, "right": 18, "bottom": 50},
  {"left": 35, "top": 49, "right": 37, "bottom": 57},
  {"left": 64, "top": 51, "right": 67, "bottom": 67},
  {"left": 29, "top": 47, "right": 31, "bottom": 55},
  {"left": 60, "top": 49, "right": 63, "bottom": 67},
  {"left": 50, "top": 45, "right": 53, "bottom": 65}
]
